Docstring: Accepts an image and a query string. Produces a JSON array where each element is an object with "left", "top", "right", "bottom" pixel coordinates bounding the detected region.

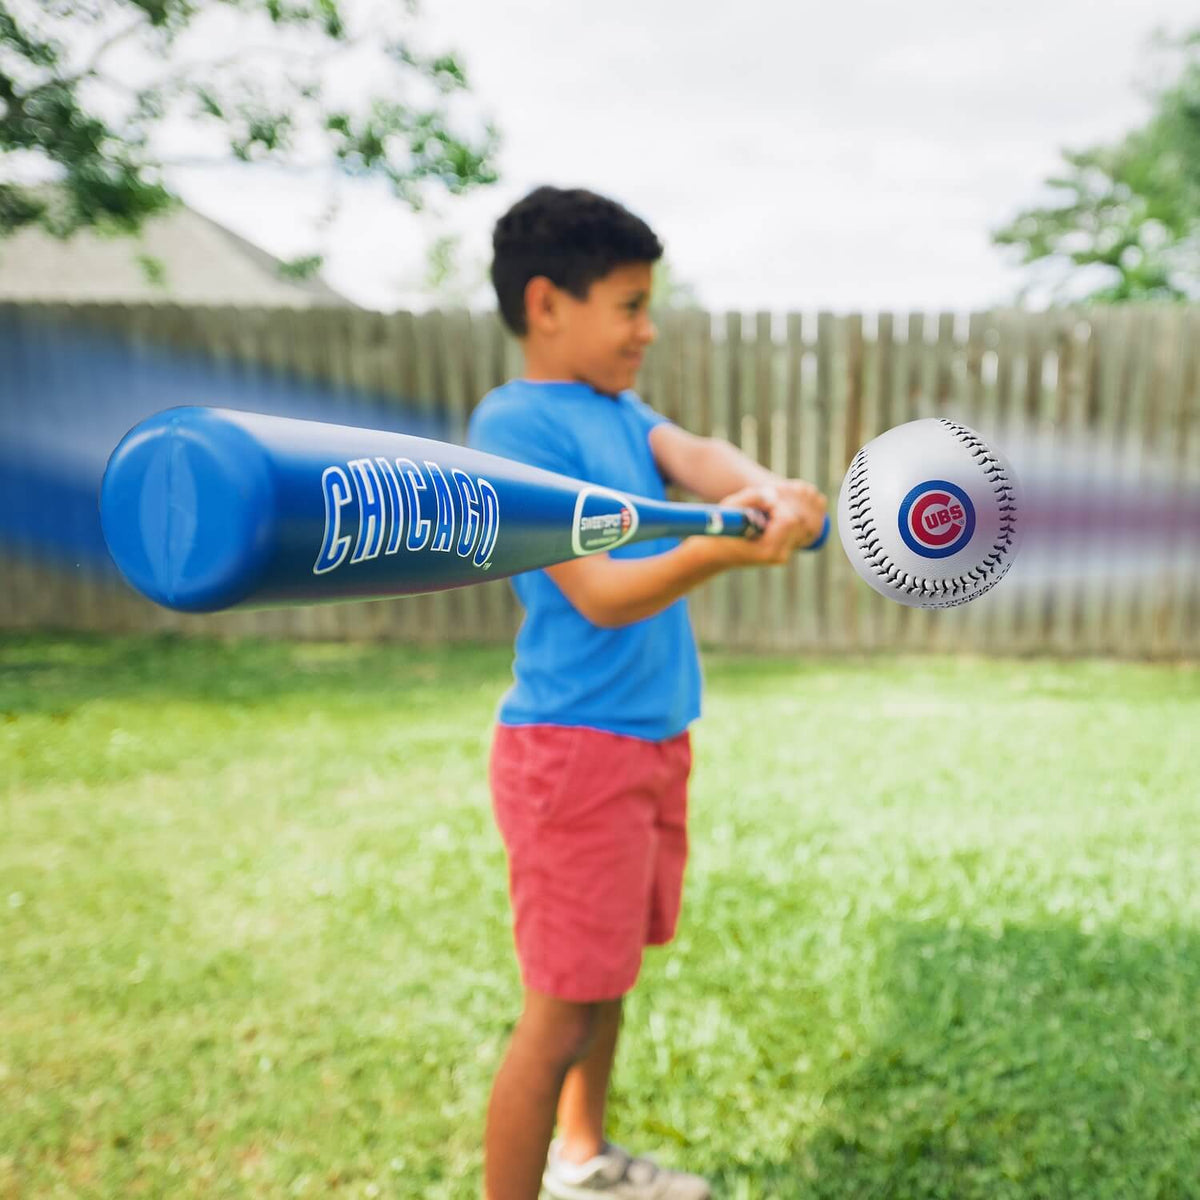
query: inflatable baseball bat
[{"left": 100, "top": 406, "right": 830, "bottom": 613}]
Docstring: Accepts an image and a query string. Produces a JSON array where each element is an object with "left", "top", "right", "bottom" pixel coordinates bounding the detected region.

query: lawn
[{"left": 2, "top": 634, "right": 1198, "bottom": 1199}]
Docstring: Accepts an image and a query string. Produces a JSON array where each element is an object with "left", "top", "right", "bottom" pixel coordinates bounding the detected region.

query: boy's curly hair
[{"left": 491, "top": 186, "right": 663, "bottom": 336}]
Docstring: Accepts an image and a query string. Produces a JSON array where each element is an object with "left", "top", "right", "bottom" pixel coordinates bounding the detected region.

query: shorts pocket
[{"left": 520, "top": 726, "right": 591, "bottom": 824}]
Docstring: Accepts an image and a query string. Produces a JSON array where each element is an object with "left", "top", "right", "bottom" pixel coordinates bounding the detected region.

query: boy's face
[{"left": 537, "top": 262, "right": 657, "bottom": 396}]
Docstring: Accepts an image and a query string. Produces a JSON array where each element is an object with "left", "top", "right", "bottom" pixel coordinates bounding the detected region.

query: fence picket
[
  {"left": 753, "top": 311, "right": 775, "bottom": 648},
  {"left": 1049, "top": 312, "right": 1086, "bottom": 655},
  {"left": 468, "top": 310, "right": 518, "bottom": 642},
  {"left": 705, "top": 315, "right": 736, "bottom": 648},
  {"left": 764, "top": 314, "right": 789, "bottom": 649},
  {"left": 682, "top": 310, "right": 716, "bottom": 643},
  {"left": 1136, "top": 307, "right": 1181, "bottom": 656},
  {"left": 1111, "top": 310, "right": 1153, "bottom": 655},
  {"left": 868, "top": 309, "right": 897, "bottom": 648},
  {"left": 1165, "top": 312, "right": 1200, "bottom": 655},
  {"left": 833, "top": 314, "right": 863, "bottom": 650},
  {"left": 788, "top": 314, "right": 819, "bottom": 649},
  {"left": 984, "top": 311, "right": 1023, "bottom": 656},
  {"left": 734, "top": 312, "right": 759, "bottom": 650},
  {"left": 1086, "top": 310, "right": 1127, "bottom": 654},
  {"left": 436, "top": 308, "right": 483, "bottom": 640},
  {"left": 813, "top": 312, "right": 835, "bottom": 649},
  {"left": 955, "top": 311, "right": 989, "bottom": 654},
  {"left": 1184, "top": 311, "right": 1200, "bottom": 656},
  {"left": 1026, "top": 312, "right": 1062, "bottom": 656},
  {"left": 888, "top": 313, "right": 923, "bottom": 648}
]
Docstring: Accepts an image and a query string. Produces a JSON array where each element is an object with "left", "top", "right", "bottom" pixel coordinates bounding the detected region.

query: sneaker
[{"left": 542, "top": 1139, "right": 711, "bottom": 1199}]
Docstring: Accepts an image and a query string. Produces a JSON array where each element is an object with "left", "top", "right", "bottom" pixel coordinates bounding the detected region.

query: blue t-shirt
[{"left": 467, "top": 379, "right": 702, "bottom": 741}]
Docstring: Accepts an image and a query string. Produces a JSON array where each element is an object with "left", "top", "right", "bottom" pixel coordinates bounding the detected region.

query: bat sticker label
[
  {"left": 898, "top": 479, "right": 976, "bottom": 559},
  {"left": 314, "top": 457, "right": 500, "bottom": 574},
  {"left": 572, "top": 487, "right": 639, "bottom": 556}
]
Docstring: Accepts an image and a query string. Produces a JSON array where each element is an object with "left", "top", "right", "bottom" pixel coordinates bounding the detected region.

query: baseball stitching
[{"left": 846, "top": 419, "right": 1018, "bottom": 607}]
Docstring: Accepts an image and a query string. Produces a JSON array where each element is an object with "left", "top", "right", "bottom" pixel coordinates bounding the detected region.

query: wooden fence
[{"left": 2, "top": 301, "right": 1198, "bottom": 658}]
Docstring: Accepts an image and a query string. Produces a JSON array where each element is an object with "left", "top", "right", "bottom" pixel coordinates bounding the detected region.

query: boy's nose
[{"left": 637, "top": 315, "right": 657, "bottom": 345}]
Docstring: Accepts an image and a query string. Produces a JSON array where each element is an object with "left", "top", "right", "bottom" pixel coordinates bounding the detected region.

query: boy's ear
[{"left": 524, "top": 276, "right": 562, "bottom": 336}]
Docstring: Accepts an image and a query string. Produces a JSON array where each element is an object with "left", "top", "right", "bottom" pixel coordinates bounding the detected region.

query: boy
[{"left": 468, "top": 187, "right": 826, "bottom": 1200}]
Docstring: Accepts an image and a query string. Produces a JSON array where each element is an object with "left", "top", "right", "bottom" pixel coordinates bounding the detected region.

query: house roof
[{"left": 0, "top": 201, "right": 357, "bottom": 308}]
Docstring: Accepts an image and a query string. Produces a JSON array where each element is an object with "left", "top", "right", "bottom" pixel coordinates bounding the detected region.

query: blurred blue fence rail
[
  {"left": 0, "top": 302, "right": 520, "bottom": 642},
  {"left": 1, "top": 301, "right": 1197, "bottom": 656}
]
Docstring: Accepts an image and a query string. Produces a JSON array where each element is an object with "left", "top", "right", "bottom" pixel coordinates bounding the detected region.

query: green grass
[{"left": 2, "top": 634, "right": 1198, "bottom": 1199}]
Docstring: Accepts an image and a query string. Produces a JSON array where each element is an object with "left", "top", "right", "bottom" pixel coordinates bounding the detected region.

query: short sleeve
[
  {"left": 468, "top": 397, "right": 582, "bottom": 479},
  {"left": 623, "top": 393, "right": 671, "bottom": 439}
]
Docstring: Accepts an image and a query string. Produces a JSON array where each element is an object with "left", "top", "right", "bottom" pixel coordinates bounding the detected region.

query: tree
[
  {"left": 0, "top": 0, "right": 500, "bottom": 257},
  {"left": 651, "top": 257, "right": 700, "bottom": 311},
  {"left": 993, "top": 28, "right": 1200, "bottom": 303},
  {"left": 420, "top": 229, "right": 486, "bottom": 307}
]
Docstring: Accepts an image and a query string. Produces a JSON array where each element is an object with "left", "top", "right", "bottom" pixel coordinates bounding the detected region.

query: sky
[{"left": 164, "top": 0, "right": 1197, "bottom": 313}]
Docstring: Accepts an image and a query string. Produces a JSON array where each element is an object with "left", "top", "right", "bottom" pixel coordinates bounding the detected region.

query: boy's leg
[
  {"left": 554, "top": 997, "right": 623, "bottom": 1164},
  {"left": 485, "top": 989, "right": 600, "bottom": 1200}
]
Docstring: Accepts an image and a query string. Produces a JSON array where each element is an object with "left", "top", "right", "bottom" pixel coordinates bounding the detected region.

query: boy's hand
[
  {"left": 773, "top": 479, "right": 827, "bottom": 539},
  {"left": 698, "top": 481, "right": 827, "bottom": 567}
]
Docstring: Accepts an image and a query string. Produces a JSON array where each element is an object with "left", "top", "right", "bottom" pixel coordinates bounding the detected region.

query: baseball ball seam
[{"left": 846, "top": 419, "right": 1018, "bottom": 606}]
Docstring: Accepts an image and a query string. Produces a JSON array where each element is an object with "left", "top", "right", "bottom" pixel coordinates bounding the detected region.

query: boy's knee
[
  {"left": 519, "top": 995, "right": 601, "bottom": 1070},
  {"left": 546, "top": 1004, "right": 601, "bottom": 1068}
]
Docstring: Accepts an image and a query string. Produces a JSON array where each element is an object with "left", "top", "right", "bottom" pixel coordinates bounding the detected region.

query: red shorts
[{"left": 489, "top": 723, "right": 693, "bottom": 1003}]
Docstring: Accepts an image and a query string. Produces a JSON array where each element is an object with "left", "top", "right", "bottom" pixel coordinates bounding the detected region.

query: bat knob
[
  {"left": 101, "top": 407, "right": 274, "bottom": 612},
  {"left": 743, "top": 509, "right": 829, "bottom": 550}
]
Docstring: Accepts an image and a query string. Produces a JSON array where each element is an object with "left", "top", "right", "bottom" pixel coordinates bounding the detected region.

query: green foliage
[
  {"left": 994, "top": 28, "right": 1200, "bottom": 303},
  {"left": 0, "top": 179, "right": 45, "bottom": 225},
  {"left": 2, "top": 635, "right": 1198, "bottom": 1197},
  {"left": 277, "top": 252, "right": 323, "bottom": 282},
  {"left": 0, "top": 0, "right": 176, "bottom": 237},
  {"left": 423, "top": 230, "right": 462, "bottom": 293},
  {"left": 135, "top": 250, "right": 166, "bottom": 286},
  {"left": 419, "top": 230, "right": 489, "bottom": 306},
  {"left": 0, "top": 0, "right": 500, "bottom": 240},
  {"left": 993, "top": 28, "right": 1200, "bottom": 304},
  {"left": 652, "top": 257, "right": 701, "bottom": 311}
]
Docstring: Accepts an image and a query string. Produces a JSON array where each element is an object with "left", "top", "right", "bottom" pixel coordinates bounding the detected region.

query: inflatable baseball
[{"left": 837, "top": 418, "right": 1020, "bottom": 608}]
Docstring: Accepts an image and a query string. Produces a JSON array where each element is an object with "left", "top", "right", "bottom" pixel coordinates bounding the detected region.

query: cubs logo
[{"left": 898, "top": 479, "right": 975, "bottom": 559}]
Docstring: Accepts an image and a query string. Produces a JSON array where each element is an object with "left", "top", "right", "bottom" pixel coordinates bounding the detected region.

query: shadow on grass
[
  {"left": 713, "top": 921, "right": 1199, "bottom": 1200},
  {"left": 0, "top": 632, "right": 513, "bottom": 715}
]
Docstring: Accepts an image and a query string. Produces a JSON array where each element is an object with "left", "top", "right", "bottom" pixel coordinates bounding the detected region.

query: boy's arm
[
  {"left": 546, "top": 484, "right": 809, "bottom": 629},
  {"left": 648, "top": 423, "right": 776, "bottom": 500},
  {"left": 647, "top": 420, "right": 826, "bottom": 548}
]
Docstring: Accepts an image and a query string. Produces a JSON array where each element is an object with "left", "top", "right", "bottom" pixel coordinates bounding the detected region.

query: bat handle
[{"left": 730, "top": 508, "right": 830, "bottom": 551}]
